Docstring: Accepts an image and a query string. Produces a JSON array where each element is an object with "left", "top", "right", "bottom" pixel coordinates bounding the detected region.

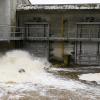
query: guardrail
[
  {"left": 76, "top": 53, "right": 100, "bottom": 65},
  {"left": 0, "top": 25, "right": 100, "bottom": 41},
  {"left": 0, "top": 25, "right": 24, "bottom": 41}
]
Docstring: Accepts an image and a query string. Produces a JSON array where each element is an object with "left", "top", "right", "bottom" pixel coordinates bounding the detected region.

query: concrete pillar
[
  {"left": 0, "top": 0, "right": 16, "bottom": 40},
  {"left": 0, "top": 0, "right": 10, "bottom": 26}
]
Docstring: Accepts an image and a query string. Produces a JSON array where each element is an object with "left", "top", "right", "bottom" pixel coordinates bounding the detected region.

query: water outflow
[
  {"left": 0, "top": 50, "right": 50, "bottom": 83},
  {"left": 0, "top": 50, "right": 86, "bottom": 90},
  {"left": 0, "top": 50, "right": 100, "bottom": 100}
]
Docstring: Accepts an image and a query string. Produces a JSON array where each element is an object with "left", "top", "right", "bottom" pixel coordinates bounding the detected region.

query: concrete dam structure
[{"left": 1, "top": 0, "right": 100, "bottom": 65}]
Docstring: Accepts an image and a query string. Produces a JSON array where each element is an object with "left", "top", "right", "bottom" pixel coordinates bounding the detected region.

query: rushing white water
[
  {"left": 0, "top": 50, "right": 86, "bottom": 89},
  {"left": 0, "top": 50, "right": 100, "bottom": 99},
  {"left": 0, "top": 50, "right": 50, "bottom": 82}
]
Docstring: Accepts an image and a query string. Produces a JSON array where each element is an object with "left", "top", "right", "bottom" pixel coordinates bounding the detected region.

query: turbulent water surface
[{"left": 0, "top": 50, "right": 100, "bottom": 100}]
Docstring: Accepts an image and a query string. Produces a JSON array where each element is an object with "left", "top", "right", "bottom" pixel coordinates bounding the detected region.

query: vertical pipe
[
  {"left": 80, "top": 24, "right": 82, "bottom": 54},
  {"left": 47, "top": 24, "right": 50, "bottom": 60},
  {"left": 61, "top": 16, "right": 64, "bottom": 62},
  {"left": 75, "top": 41, "right": 77, "bottom": 64},
  {"left": 97, "top": 25, "right": 100, "bottom": 54},
  {"left": 44, "top": 24, "right": 45, "bottom": 37},
  {"left": 75, "top": 24, "right": 78, "bottom": 64},
  {"left": 97, "top": 25, "right": 100, "bottom": 64}
]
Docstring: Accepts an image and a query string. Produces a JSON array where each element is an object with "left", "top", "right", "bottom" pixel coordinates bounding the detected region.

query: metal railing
[
  {"left": 0, "top": 25, "right": 24, "bottom": 41},
  {"left": 76, "top": 53, "right": 100, "bottom": 65},
  {"left": 0, "top": 25, "right": 100, "bottom": 41},
  {"left": 67, "top": 32, "right": 100, "bottom": 39}
]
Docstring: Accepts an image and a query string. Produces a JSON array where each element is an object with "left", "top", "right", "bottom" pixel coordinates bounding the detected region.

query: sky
[{"left": 30, "top": 0, "right": 100, "bottom": 4}]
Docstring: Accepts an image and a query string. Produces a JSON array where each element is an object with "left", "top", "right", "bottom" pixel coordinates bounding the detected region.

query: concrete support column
[{"left": 0, "top": 0, "right": 16, "bottom": 40}]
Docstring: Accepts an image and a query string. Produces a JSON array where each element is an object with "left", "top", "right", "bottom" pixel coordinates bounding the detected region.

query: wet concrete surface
[{"left": 49, "top": 66, "right": 100, "bottom": 85}]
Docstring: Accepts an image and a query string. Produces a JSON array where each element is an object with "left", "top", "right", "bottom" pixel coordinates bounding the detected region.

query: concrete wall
[
  {"left": 0, "top": 0, "right": 16, "bottom": 39},
  {"left": 17, "top": 11, "right": 65, "bottom": 59},
  {"left": 17, "top": 10, "right": 100, "bottom": 64},
  {"left": 23, "top": 41, "right": 49, "bottom": 58}
]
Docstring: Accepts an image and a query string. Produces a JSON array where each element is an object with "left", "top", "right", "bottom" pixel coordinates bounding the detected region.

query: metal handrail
[{"left": 0, "top": 25, "right": 100, "bottom": 41}]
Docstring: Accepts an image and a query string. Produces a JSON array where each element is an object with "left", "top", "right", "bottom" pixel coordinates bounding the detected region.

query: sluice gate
[{"left": 1, "top": 22, "right": 100, "bottom": 65}]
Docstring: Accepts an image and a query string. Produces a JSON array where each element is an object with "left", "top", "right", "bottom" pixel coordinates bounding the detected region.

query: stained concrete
[{"left": 0, "top": 0, "right": 16, "bottom": 40}]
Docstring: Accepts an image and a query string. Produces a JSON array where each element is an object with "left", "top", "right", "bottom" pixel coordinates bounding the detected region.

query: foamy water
[
  {"left": 0, "top": 50, "right": 85, "bottom": 89},
  {"left": 0, "top": 50, "right": 99, "bottom": 99},
  {"left": 0, "top": 50, "right": 49, "bottom": 82},
  {"left": 79, "top": 73, "right": 100, "bottom": 84}
]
